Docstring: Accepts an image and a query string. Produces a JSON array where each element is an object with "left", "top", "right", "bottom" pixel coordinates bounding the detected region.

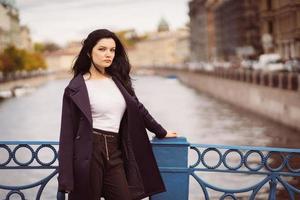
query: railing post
[
  {"left": 268, "top": 177, "right": 278, "bottom": 200},
  {"left": 150, "top": 137, "right": 190, "bottom": 200}
]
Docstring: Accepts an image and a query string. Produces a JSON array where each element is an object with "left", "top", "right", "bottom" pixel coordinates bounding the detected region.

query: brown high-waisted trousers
[{"left": 89, "top": 128, "right": 132, "bottom": 200}]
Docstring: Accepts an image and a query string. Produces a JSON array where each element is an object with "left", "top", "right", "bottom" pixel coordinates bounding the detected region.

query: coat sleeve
[
  {"left": 57, "top": 88, "right": 75, "bottom": 192},
  {"left": 132, "top": 94, "right": 167, "bottom": 138}
]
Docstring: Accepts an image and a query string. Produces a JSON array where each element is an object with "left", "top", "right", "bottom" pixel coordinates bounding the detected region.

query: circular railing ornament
[
  {"left": 244, "top": 150, "right": 264, "bottom": 171},
  {"left": 201, "top": 148, "right": 222, "bottom": 169},
  {"left": 286, "top": 153, "right": 300, "bottom": 173},
  {"left": 35, "top": 144, "right": 57, "bottom": 166},
  {"left": 223, "top": 149, "right": 243, "bottom": 170},
  {"left": 6, "top": 190, "right": 26, "bottom": 200},
  {"left": 0, "top": 144, "right": 12, "bottom": 166},
  {"left": 189, "top": 146, "right": 201, "bottom": 168},
  {"left": 220, "top": 193, "right": 238, "bottom": 200},
  {"left": 12, "top": 144, "right": 35, "bottom": 166},
  {"left": 265, "top": 151, "right": 286, "bottom": 172}
]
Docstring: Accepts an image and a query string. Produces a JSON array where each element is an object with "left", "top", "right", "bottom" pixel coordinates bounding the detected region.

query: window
[
  {"left": 268, "top": 21, "right": 273, "bottom": 34},
  {"left": 267, "top": 0, "right": 272, "bottom": 10}
]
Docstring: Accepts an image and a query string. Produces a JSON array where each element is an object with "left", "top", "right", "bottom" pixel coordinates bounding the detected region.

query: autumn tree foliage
[{"left": 0, "top": 45, "right": 46, "bottom": 77}]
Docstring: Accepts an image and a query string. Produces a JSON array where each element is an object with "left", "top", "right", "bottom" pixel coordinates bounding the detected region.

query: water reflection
[
  {"left": 0, "top": 79, "right": 68, "bottom": 141},
  {"left": 133, "top": 75, "right": 299, "bottom": 148}
]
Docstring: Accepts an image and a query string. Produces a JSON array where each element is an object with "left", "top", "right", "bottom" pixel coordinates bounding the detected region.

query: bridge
[{"left": 0, "top": 137, "right": 299, "bottom": 200}]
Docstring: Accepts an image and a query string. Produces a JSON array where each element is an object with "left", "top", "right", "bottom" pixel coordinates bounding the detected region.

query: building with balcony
[
  {"left": 188, "top": 0, "right": 209, "bottom": 62},
  {"left": 258, "top": 0, "right": 300, "bottom": 59},
  {"left": 189, "top": 0, "right": 263, "bottom": 62},
  {"left": 214, "top": 0, "right": 262, "bottom": 61}
]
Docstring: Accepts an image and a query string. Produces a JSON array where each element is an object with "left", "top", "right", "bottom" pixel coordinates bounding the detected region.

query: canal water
[{"left": 0, "top": 75, "right": 299, "bottom": 199}]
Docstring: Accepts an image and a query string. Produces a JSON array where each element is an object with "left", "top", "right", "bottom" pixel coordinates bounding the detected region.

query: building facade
[
  {"left": 0, "top": 1, "right": 32, "bottom": 51},
  {"left": 189, "top": 0, "right": 300, "bottom": 62},
  {"left": 188, "top": 0, "right": 209, "bottom": 62},
  {"left": 258, "top": 0, "right": 300, "bottom": 59},
  {"left": 128, "top": 26, "right": 190, "bottom": 68},
  {"left": 189, "top": 0, "right": 262, "bottom": 62},
  {"left": 44, "top": 41, "right": 81, "bottom": 72},
  {"left": 214, "top": 0, "right": 262, "bottom": 61}
]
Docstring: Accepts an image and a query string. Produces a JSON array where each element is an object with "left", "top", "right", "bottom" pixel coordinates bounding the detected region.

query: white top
[{"left": 84, "top": 76, "right": 126, "bottom": 133}]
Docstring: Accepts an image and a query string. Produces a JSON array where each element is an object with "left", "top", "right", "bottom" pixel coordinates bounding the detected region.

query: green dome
[{"left": 158, "top": 17, "right": 170, "bottom": 32}]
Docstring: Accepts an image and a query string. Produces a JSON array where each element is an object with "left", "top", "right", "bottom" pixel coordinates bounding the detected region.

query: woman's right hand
[{"left": 165, "top": 131, "right": 178, "bottom": 138}]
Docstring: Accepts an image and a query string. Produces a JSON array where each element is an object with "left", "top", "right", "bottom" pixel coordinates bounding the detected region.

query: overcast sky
[{"left": 15, "top": 0, "right": 190, "bottom": 46}]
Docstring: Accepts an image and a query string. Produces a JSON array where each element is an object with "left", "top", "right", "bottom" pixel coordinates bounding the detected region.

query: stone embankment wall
[
  {"left": 153, "top": 68, "right": 300, "bottom": 131},
  {"left": 0, "top": 70, "right": 72, "bottom": 91}
]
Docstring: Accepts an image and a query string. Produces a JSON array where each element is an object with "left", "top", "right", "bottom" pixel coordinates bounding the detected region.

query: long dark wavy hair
[{"left": 72, "top": 29, "right": 135, "bottom": 95}]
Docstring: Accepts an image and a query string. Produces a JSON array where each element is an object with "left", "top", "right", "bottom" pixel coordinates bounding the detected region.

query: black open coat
[{"left": 57, "top": 74, "right": 167, "bottom": 200}]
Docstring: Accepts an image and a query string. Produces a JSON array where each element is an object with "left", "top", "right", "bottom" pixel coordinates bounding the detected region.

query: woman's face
[{"left": 90, "top": 38, "right": 116, "bottom": 68}]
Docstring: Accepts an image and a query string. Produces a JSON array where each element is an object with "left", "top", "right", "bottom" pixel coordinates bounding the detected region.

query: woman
[{"left": 57, "top": 29, "right": 177, "bottom": 200}]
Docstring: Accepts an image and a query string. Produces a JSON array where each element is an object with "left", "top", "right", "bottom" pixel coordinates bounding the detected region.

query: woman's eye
[
  {"left": 98, "top": 48, "right": 105, "bottom": 51},
  {"left": 111, "top": 49, "right": 115, "bottom": 52}
]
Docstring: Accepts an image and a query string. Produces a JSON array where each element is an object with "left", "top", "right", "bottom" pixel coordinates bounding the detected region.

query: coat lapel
[{"left": 67, "top": 74, "right": 93, "bottom": 125}]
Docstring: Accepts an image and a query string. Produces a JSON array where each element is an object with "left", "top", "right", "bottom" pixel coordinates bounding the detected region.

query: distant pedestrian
[{"left": 57, "top": 29, "right": 177, "bottom": 200}]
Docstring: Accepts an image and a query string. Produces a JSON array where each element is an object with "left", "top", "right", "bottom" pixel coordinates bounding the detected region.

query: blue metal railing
[
  {"left": 151, "top": 137, "right": 300, "bottom": 200},
  {"left": 0, "top": 141, "right": 59, "bottom": 200},
  {"left": 188, "top": 144, "right": 300, "bottom": 200},
  {"left": 1, "top": 138, "right": 300, "bottom": 200}
]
